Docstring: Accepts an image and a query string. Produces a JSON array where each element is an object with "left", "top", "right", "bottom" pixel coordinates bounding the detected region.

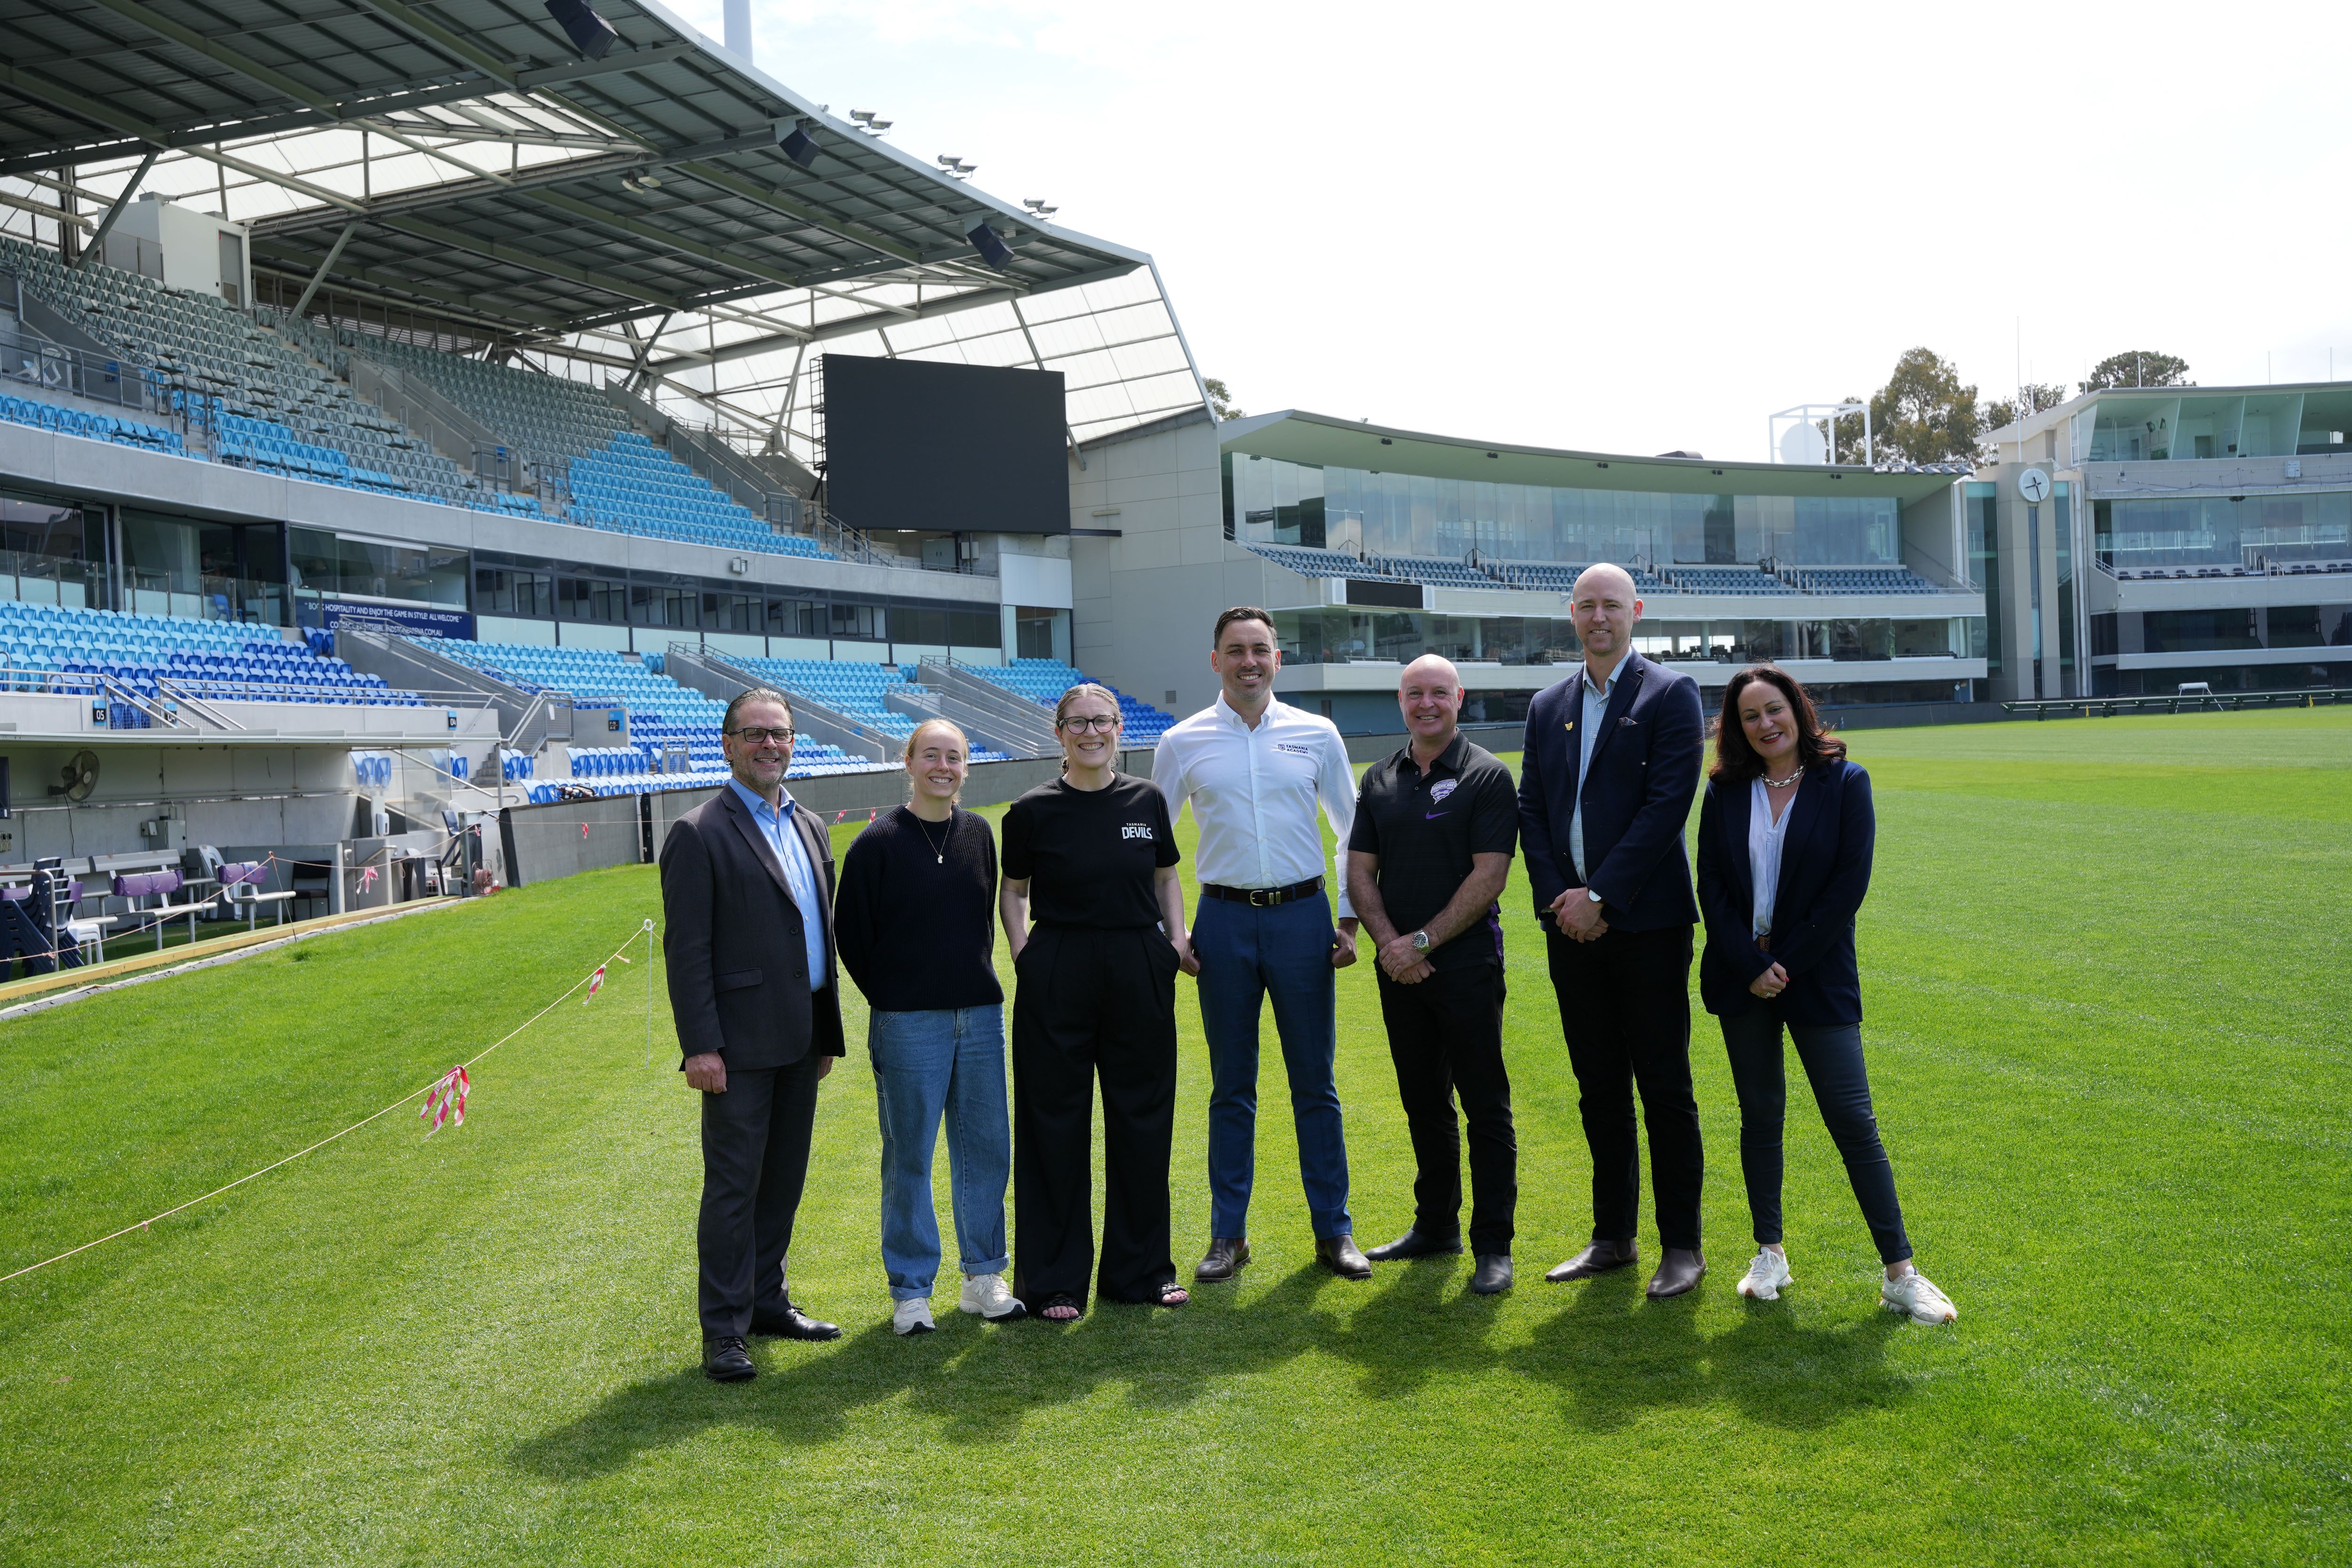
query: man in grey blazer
[{"left": 661, "top": 686, "right": 845, "bottom": 1382}]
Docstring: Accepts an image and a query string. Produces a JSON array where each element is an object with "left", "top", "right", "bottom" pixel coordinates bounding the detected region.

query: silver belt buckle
[{"left": 1248, "top": 886, "right": 1275, "bottom": 907}]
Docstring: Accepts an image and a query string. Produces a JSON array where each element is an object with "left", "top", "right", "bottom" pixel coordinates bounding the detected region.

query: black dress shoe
[
  {"left": 1470, "top": 1254, "right": 1514, "bottom": 1295},
  {"left": 1364, "top": 1227, "right": 1464, "bottom": 1262},
  {"left": 1194, "top": 1237, "right": 1250, "bottom": 1282},
  {"left": 1544, "top": 1237, "right": 1639, "bottom": 1283},
  {"left": 749, "top": 1299, "right": 841, "bottom": 1341},
  {"left": 702, "top": 1335, "right": 755, "bottom": 1382},
  {"left": 1646, "top": 1247, "right": 1707, "bottom": 1299},
  {"left": 1316, "top": 1234, "right": 1372, "bottom": 1280}
]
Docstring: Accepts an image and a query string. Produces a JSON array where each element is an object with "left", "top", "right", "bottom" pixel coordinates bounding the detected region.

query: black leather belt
[{"left": 1201, "top": 877, "right": 1323, "bottom": 907}]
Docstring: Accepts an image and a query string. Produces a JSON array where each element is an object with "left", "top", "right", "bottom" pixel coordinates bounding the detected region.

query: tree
[
  {"left": 1203, "top": 377, "right": 1242, "bottom": 421},
  {"left": 1983, "top": 381, "right": 2070, "bottom": 434},
  {"left": 1868, "top": 348, "right": 1983, "bottom": 465},
  {"left": 1814, "top": 398, "right": 1868, "bottom": 464},
  {"left": 2080, "top": 351, "right": 2191, "bottom": 392}
]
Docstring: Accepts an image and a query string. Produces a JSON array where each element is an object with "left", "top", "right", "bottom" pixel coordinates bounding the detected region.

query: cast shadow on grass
[
  {"left": 1508, "top": 1266, "right": 1912, "bottom": 1433},
  {"left": 511, "top": 1255, "right": 1908, "bottom": 1479},
  {"left": 511, "top": 1258, "right": 1515, "bottom": 1478}
]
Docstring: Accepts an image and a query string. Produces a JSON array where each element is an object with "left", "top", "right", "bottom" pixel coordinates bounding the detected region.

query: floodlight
[
  {"left": 543, "top": 0, "right": 618, "bottom": 60},
  {"left": 850, "top": 109, "right": 876, "bottom": 123},
  {"left": 966, "top": 220, "right": 1016, "bottom": 271},
  {"left": 937, "top": 154, "right": 961, "bottom": 168}
]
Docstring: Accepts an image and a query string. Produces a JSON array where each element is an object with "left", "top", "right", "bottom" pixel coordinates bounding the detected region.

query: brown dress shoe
[
  {"left": 1544, "top": 1238, "right": 1639, "bottom": 1283},
  {"left": 1646, "top": 1247, "right": 1707, "bottom": 1298},
  {"left": 1195, "top": 1237, "right": 1250, "bottom": 1282},
  {"left": 1316, "top": 1234, "right": 1372, "bottom": 1280}
]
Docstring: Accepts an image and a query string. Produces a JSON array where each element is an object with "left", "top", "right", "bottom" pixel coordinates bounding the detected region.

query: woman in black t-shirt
[{"left": 998, "top": 683, "right": 1192, "bottom": 1320}]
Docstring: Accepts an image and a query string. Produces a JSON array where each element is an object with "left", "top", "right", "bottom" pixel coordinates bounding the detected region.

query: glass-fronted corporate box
[
  {"left": 2096, "top": 494, "right": 2352, "bottom": 571},
  {"left": 1226, "top": 454, "right": 1906, "bottom": 566},
  {"left": 1271, "top": 609, "right": 1982, "bottom": 667}
]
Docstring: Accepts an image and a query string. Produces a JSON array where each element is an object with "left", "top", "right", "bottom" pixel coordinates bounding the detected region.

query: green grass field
[{"left": 2, "top": 708, "right": 2347, "bottom": 1565}]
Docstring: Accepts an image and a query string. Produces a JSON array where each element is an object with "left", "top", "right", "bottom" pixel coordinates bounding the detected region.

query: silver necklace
[
  {"left": 914, "top": 810, "right": 952, "bottom": 863},
  {"left": 1762, "top": 765, "right": 1805, "bottom": 790}
]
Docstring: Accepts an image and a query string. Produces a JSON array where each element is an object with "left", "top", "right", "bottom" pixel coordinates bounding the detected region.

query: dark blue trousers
[
  {"left": 1193, "top": 892, "right": 1352, "bottom": 1241},
  {"left": 1719, "top": 1006, "right": 1914, "bottom": 1265}
]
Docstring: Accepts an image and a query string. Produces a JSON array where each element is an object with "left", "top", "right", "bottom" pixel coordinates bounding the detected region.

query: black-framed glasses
[
  {"left": 1058, "top": 715, "right": 1119, "bottom": 733},
  {"left": 727, "top": 726, "right": 795, "bottom": 745}
]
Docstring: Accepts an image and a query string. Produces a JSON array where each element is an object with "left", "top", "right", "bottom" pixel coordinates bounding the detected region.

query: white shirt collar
[{"left": 1216, "top": 690, "right": 1284, "bottom": 731}]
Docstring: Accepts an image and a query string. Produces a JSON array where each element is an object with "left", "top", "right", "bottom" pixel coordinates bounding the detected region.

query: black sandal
[
  {"left": 1156, "top": 1281, "right": 1190, "bottom": 1308},
  {"left": 1039, "top": 1293, "right": 1084, "bottom": 1322}
]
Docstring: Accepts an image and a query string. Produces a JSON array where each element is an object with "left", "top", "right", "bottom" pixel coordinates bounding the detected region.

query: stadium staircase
[
  {"left": 959, "top": 658, "right": 1177, "bottom": 745},
  {"left": 348, "top": 334, "right": 832, "bottom": 562}
]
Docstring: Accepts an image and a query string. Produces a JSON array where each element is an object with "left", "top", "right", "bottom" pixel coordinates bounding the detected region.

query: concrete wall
[
  {"left": 0, "top": 737, "right": 357, "bottom": 871},
  {"left": 500, "top": 794, "right": 645, "bottom": 887},
  {"left": 1069, "top": 412, "right": 1271, "bottom": 717}
]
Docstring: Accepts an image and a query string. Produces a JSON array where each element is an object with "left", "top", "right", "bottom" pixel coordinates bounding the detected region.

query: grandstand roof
[
  {"left": 0, "top": 0, "right": 1210, "bottom": 453},
  {"left": 1220, "top": 411, "right": 1969, "bottom": 502}
]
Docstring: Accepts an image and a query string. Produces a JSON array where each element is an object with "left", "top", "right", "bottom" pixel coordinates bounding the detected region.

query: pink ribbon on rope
[
  {"left": 357, "top": 865, "right": 379, "bottom": 891},
  {"left": 420, "top": 1066, "right": 469, "bottom": 1135}
]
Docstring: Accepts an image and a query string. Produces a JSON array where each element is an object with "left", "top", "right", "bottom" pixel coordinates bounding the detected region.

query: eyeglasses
[
  {"left": 727, "top": 726, "right": 795, "bottom": 745},
  {"left": 1058, "top": 715, "right": 1119, "bottom": 733}
]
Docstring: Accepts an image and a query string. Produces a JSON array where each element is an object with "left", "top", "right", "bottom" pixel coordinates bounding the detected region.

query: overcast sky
[{"left": 672, "top": 0, "right": 2352, "bottom": 462}]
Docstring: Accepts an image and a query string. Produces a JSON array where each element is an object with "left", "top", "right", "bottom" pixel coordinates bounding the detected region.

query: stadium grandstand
[{"left": 0, "top": 0, "right": 1192, "bottom": 942}]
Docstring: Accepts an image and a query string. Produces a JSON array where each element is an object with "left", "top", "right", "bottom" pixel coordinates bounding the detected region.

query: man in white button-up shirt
[{"left": 1154, "top": 607, "right": 1370, "bottom": 1283}]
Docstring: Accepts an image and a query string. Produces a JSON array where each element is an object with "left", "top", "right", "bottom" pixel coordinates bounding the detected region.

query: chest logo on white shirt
[
  {"left": 1274, "top": 741, "right": 1315, "bottom": 757},
  {"left": 1121, "top": 822, "right": 1154, "bottom": 841},
  {"left": 1428, "top": 779, "right": 1458, "bottom": 803}
]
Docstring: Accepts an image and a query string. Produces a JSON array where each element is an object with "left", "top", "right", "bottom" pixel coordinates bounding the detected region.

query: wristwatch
[{"left": 1409, "top": 930, "right": 1430, "bottom": 952}]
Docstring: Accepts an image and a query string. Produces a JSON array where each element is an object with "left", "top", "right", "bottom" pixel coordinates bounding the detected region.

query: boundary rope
[{"left": 0, "top": 922, "right": 653, "bottom": 1286}]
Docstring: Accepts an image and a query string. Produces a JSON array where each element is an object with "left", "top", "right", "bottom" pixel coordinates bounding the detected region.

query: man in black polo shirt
[{"left": 1345, "top": 654, "right": 1521, "bottom": 1295}]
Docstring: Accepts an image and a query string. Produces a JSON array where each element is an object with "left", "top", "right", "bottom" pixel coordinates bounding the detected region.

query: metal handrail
[{"left": 2002, "top": 688, "right": 2352, "bottom": 718}]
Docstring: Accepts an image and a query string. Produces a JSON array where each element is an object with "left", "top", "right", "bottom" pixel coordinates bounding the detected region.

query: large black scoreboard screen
[{"left": 821, "top": 354, "right": 1067, "bottom": 535}]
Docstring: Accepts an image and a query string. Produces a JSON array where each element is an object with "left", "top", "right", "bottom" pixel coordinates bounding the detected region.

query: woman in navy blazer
[{"left": 1695, "top": 667, "right": 1955, "bottom": 1325}]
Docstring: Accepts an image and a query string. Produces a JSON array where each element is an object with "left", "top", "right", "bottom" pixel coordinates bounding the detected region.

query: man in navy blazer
[
  {"left": 1516, "top": 563, "right": 1710, "bottom": 1297},
  {"left": 662, "top": 687, "right": 847, "bottom": 1381}
]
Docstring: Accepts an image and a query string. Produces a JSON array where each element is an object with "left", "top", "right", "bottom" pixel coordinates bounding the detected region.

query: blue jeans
[
  {"left": 869, "top": 1005, "right": 1012, "bottom": 1299},
  {"left": 1194, "top": 892, "right": 1352, "bottom": 1240}
]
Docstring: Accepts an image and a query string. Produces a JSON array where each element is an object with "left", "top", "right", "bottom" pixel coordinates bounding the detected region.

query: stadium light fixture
[
  {"left": 543, "top": 0, "right": 619, "bottom": 60},
  {"left": 1023, "top": 199, "right": 1058, "bottom": 217}
]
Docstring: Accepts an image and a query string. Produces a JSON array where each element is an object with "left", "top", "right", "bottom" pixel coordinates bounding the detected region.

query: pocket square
[{"left": 1618, "top": 716, "right": 1639, "bottom": 727}]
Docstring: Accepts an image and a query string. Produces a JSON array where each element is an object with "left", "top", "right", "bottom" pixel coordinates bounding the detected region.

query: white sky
[{"left": 672, "top": 0, "right": 2352, "bottom": 462}]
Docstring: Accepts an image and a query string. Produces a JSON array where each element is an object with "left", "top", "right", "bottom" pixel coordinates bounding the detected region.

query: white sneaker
[
  {"left": 1881, "top": 1270, "right": 1956, "bottom": 1324},
  {"left": 1737, "top": 1248, "right": 1792, "bottom": 1300},
  {"left": 892, "top": 1297, "right": 936, "bottom": 1336},
  {"left": 958, "top": 1272, "right": 1027, "bottom": 1321}
]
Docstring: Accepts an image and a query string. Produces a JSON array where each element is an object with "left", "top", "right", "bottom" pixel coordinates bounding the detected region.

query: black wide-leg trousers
[
  {"left": 1374, "top": 962, "right": 1518, "bottom": 1255},
  {"left": 1545, "top": 923, "right": 1704, "bottom": 1250},
  {"left": 1011, "top": 925, "right": 1180, "bottom": 1311},
  {"left": 697, "top": 1048, "right": 824, "bottom": 1337}
]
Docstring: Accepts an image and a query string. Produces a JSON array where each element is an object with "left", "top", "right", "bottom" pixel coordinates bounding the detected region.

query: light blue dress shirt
[
  {"left": 1567, "top": 661, "right": 1621, "bottom": 882},
  {"left": 729, "top": 777, "right": 828, "bottom": 988}
]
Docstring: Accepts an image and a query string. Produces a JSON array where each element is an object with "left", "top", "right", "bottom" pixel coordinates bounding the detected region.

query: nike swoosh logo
[{"left": 1425, "top": 811, "right": 1448, "bottom": 820}]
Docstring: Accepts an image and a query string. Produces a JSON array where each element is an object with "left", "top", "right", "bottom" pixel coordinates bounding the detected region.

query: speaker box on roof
[
  {"left": 965, "top": 221, "right": 1016, "bottom": 272},
  {"left": 543, "top": 0, "right": 617, "bottom": 59}
]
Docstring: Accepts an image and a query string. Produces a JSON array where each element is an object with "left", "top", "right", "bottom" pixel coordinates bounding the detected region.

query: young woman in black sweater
[{"left": 835, "top": 718, "right": 1024, "bottom": 1335}]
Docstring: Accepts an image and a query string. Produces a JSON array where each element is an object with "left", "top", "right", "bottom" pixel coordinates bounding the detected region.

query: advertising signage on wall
[{"left": 302, "top": 600, "right": 477, "bottom": 639}]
